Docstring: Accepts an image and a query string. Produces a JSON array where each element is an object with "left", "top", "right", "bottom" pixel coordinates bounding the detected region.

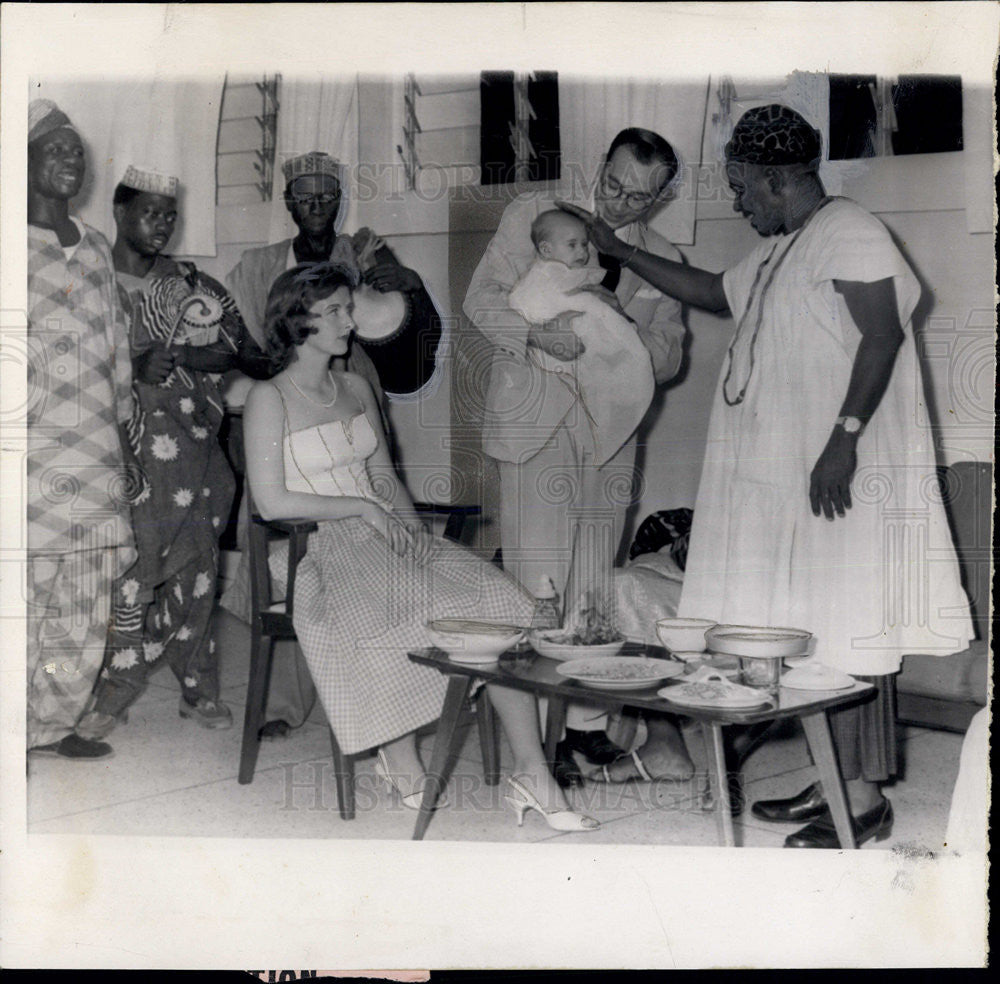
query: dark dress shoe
[
  {"left": 29, "top": 733, "right": 113, "bottom": 759},
  {"left": 751, "top": 782, "right": 829, "bottom": 823},
  {"left": 784, "top": 798, "right": 893, "bottom": 849},
  {"left": 551, "top": 740, "right": 584, "bottom": 788},
  {"left": 564, "top": 728, "right": 625, "bottom": 765},
  {"left": 258, "top": 719, "right": 292, "bottom": 741}
]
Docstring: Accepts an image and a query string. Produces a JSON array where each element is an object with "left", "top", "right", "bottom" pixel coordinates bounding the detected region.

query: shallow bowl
[
  {"left": 655, "top": 617, "right": 717, "bottom": 654},
  {"left": 427, "top": 619, "right": 524, "bottom": 661},
  {"left": 528, "top": 628, "right": 626, "bottom": 662},
  {"left": 705, "top": 624, "right": 812, "bottom": 659}
]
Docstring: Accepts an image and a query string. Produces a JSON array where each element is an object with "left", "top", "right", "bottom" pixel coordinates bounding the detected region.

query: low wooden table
[{"left": 408, "top": 643, "right": 874, "bottom": 846}]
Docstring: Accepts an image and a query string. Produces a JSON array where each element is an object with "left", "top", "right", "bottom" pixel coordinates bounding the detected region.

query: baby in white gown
[{"left": 508, "top": 209, "right": 655, "bottom": 466}]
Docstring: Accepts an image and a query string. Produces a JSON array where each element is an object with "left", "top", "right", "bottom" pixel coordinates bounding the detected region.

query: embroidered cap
[
  {"left": 28, "top": 99, "right": 77, "bottom": 144},
  {"left": 726, "top": 104, "right": 822, "bottom": 167},
  {"left": 282, "top": 151, "right": 342, "bottom": 186},
  {"left": 120, "top": 164, "right": 179, "bottom": 198}
]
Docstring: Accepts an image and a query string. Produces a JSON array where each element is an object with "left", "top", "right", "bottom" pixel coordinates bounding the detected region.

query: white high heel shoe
[
  {"left": 374, "top": 748, "right": 449, "bottom": 811},
  {"left": 505, "top": 776, "right": 600, "bottom": 832}
]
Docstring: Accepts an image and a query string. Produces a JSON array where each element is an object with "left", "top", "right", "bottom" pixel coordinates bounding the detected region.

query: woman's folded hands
[{"left": 361, "top": 501, "right": 435, "bottom": 562}]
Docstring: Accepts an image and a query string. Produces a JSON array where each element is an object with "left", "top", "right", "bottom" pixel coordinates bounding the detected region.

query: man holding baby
[{"left": 464, "top": 127, "right": 692, "bottom": 784}]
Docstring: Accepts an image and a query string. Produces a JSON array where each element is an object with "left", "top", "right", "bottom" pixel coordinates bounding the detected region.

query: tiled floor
[{"left": 27, "top": 608, "right": 965, "bottom": 850}]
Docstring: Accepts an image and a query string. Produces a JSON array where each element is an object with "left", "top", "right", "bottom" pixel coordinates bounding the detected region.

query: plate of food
[
  {"left": 556, "top": 657, "right": 684, "bottom": 691},
  {"left": 657, "top": 673, "right": 774, "bottom": 709}
]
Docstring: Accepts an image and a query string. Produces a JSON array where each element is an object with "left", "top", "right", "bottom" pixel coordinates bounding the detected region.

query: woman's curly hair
[{"left": 263, "top": 262, "right": 354, "bottom": 372}]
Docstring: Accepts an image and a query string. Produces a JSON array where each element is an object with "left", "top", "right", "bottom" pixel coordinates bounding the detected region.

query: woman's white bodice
[{"left": 282, "top": 412, "right": 384, "bottom": 501}]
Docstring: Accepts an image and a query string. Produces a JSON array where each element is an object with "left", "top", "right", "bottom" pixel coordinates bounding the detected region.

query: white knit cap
[{"left": 120, "top": 164, "right": 179, "bottom": 197}]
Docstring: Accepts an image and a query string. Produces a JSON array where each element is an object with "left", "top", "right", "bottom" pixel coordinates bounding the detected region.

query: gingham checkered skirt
[{"left": 292, "top": 518, "right": 534, "bottom": 754}]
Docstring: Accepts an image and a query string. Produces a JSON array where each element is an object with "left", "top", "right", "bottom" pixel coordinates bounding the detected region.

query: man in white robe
[{"left": 572, "top": 104, "right": 972, "bottom": 847}]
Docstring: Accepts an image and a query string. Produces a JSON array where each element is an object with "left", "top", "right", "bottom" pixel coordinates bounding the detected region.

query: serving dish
[
  {"left": 529, "top": 628, "right": 626, "bottom": 662},
  {"left": 658, "top": 673, "right": 774, "bottom": 709},
  {"left": 781, "top": 663, "right": 855, "bottom": 692},
  {"left": 705, "top": 624, "right": 812, "bottom": 660},
  {"left": 655, "top": 617, "right": 717, "bottom": 653},
  {"left": 427, "top": 619, "right": 524, "bottom": 664},
  {"left": 555, "top": 656, "right": 683, "bottom": 691}
]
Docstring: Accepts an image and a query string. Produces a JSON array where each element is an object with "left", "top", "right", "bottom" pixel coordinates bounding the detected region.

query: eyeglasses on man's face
[{"left": 599, "top": 169, "right": 659, "bottom": 209}]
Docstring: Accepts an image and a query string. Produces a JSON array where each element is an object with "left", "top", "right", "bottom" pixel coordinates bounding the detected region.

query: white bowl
[
  {"left": 427, "top": 619, "right": 524, "bottom": 662},
  {"left": 782, "top": 662, "right": 855, "bottom": 692},
  {"left": 705, "top": 624, "right": 812, "bottom": 659},
  {"left": 528, "top": 628, "right": 626, "bottom": 662},
  {"left": 655, "top": 617, "right": 717, "bottom": 653}
]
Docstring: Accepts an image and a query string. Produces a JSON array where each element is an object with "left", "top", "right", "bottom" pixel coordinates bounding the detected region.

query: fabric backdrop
[
  {"left": 33, "top": 78, "right": 224, "bottom": 257},
  {"left": 558, "top": 77, "right": 710, "bottom": 247},
  {"left": 266, "top": 76, "right": 361, "bottom": 244}
]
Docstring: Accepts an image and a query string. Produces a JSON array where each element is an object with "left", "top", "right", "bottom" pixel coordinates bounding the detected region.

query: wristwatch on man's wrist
[{"left": 835, "top": 415, "right": 865, "bottom": 435}]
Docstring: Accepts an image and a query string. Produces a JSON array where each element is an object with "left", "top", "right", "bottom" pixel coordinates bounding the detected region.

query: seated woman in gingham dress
[{"left": 242, "top": 263, "right": 598, "bottom": 832}]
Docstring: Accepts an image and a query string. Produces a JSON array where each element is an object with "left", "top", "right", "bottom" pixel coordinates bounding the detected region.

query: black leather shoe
[
  {"left": 258, "top": 719, "right": 291, "bottom": 741},
  {"left": 564, "top": 728, "right": 626, "bottom": 765},
  {"left": 784, "top": 798, "right": 893, "bottom": 849},
  {"left": 551, "top": 740, "right": 584, "bottom": 788},
  {"left": 29, "top": 733, "right": 113, "bottom": 760},
  {"left": 751, "top": 782, "right": 828, "bottom": 823}
]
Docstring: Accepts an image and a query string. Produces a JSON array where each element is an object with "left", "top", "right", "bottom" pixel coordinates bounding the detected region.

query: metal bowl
[{"left": 705, "top": 624, "right": 812, "bottom": 659}]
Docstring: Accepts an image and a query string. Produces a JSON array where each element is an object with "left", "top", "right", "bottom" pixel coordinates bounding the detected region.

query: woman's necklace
[
  {"left": 287, "top": 369, "right": 339, "bottom": 408},
  {"left": 722, "top": 196, "right": 834, "bottom": 407}
]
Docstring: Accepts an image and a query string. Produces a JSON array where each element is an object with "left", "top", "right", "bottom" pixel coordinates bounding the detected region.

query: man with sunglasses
[
  {"left": 464, "top": 127, "right": 694, "bottom": 785},
  {"left": 226, "top": 151, "right": 442, "bottom": 397}
]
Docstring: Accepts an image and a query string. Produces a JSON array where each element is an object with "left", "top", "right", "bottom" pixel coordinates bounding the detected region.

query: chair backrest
[
  {"left": 244, "top": 479, "right": 280, "bottom": 625},
  {"left": 227, "top": 406, "right": 316, "bottom": 628},
  {"left": 218, "top": 408, "right": 247, "bottom": 552}
]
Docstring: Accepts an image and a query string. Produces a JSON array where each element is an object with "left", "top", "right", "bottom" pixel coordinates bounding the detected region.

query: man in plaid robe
[{"left": 26, "top": 100, "right": 138, "bottom": 759}]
